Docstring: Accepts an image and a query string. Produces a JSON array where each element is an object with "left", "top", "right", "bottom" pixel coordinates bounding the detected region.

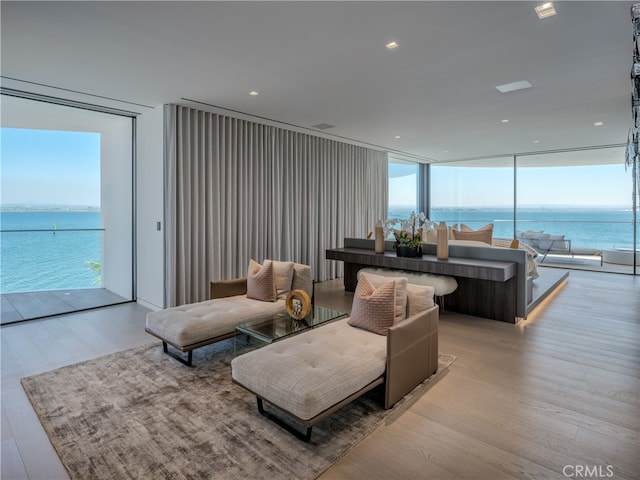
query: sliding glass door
[
  {"left": 0, "top": 95, "right": 134, "bottom": 323},
  {"left": 516, "top": 147, "right": 633, "bottom": 271}
]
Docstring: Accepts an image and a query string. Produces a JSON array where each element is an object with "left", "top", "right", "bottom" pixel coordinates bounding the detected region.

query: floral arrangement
[{"left": 386, "top": 212, "right": 434, "bottom": 249}]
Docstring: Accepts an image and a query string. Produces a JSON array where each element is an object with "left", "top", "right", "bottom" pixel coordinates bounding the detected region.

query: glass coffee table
[{"left": 235, "top": 304, "right": 347, "bottom": 344}]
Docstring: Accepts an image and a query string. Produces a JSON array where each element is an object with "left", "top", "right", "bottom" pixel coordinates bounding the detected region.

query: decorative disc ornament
[{"left": 285, "top": 289, "right": 312, "bottom": 320}]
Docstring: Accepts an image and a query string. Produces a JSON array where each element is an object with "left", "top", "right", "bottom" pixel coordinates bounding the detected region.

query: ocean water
[
  {"left": 1, "top": 211, "right": 102, "bottom": 293},
  {"left": 1, "top": 208, "right": 637, "bottom": 294},
  {"left": 388, "top": 207, "right": 637, "bottom": 251}
]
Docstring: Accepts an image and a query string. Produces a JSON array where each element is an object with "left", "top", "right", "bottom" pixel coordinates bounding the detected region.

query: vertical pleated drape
[{"left": 164, "top": 104, "right": 388, "bottom": 307}]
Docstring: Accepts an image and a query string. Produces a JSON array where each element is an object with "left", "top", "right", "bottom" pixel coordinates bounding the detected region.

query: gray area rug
[{"left": 21, "top": 339, "right": 455, "bottom": 480}]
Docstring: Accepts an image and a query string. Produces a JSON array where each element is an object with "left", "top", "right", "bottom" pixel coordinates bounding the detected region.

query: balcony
[
  {"left": 0, "top": 225, "right": 132, "bottom": 324},
  {"left": 1, "top": 288, "right": 129, "bottom": 324}
]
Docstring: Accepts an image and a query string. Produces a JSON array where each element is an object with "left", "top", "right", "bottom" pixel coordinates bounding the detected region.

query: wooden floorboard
[
  {"left": 317, "top": 268, "right": 640, "bottom": 480},
  {"left": 0, "top": 268, "right": 638, "bottom": 480},
  {"left": 527, "top": 268, "right": 569, "bottom": 314}
]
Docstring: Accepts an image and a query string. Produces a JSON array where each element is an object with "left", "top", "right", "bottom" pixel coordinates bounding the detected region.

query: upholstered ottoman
[
  {"left": 145, "top": 261, "right": 313, "bottom": 366},
  {"left": 146, "top": 296, "right": 287, "bottom": 365},
  {"left": 232, "top": 276, "right": 439, "bottom": 441},
  {"left": 232, "top": 318, "right": 387, "bottom": 440}
]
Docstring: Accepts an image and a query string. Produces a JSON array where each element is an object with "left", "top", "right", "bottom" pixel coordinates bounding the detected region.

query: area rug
[{"left": 21, "top": 339, "right": 455, "bottom": 480}]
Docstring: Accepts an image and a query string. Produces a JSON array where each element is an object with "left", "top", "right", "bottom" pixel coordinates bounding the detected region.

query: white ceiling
[{"left": 0, "top": 1, "right": 632, "bottom": 164}]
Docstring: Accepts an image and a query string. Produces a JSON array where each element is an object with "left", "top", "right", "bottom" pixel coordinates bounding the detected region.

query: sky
[
  {"left": 0, "top": 127, "right": 632, "bottom": 210},
  {"left": 1, "top": 128, "right": 101, "bottom": 207},
  {"left": 390, "top": 162, "right": 633, "bottom": 208}
]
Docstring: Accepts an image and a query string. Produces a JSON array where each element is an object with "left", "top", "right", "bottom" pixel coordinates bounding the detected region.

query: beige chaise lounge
[
  {"left": 145, "top": 262, "right": 313, "bottom": 366},
  {"left": 231, "top": 274, "right": 438, "bottom": 441}
]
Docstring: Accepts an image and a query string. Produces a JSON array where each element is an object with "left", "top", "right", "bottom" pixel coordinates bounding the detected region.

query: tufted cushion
[
  {"left": 247, "top": 259, "right": 276, "bottom": 302},
  {"left": 348, "top": 276, "right": 396, "bottom": 335},
  {"left": 359, "top": 272, "right": 407, "bottom": 323},
  {"left": 145, "top": 296, "right": 286, "bottom": 348},
  {"left": 231, "top": 318, "right": 386, "bottom": 420},
  {"left": 271, "top": 261, "right": 295, "bottom": 299}
]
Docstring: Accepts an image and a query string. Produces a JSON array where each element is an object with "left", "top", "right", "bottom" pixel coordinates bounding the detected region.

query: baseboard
[{"left": 136, "top": 297, "right": 162, "bottom": 311}]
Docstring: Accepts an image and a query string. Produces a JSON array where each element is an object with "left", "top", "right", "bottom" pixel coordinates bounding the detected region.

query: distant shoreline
[{"left": 1, "top": 206, "right": 100, "bottom": 213}]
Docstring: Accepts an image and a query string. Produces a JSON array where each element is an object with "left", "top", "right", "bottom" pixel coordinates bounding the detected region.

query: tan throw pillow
[
  {"left": 291, "top": 263, "right": 313, "bottom": 298},
  {"left": 359, "top": 272, "right": 407, "bottom": 324},
  {"left": 246, "top": 259, "right": 276, "bottom": 302},
  {"left": 406, "top": 283, "right": 435, "bottom": 317},
  {"left": 452, "top": 229, "right": 492, "bottom": 245},
  {"left": 271, "top": 260, "right": 295, "bottom": 299},
  {"left": 461, "top": 223, "right": 494, "bottom": 232},
  {"left": 348, "top": 275, "right": 396, "bottom": 336}
]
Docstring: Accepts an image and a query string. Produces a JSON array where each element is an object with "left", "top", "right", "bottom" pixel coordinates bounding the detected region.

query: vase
[
  {"left": 374, "top": 220, "right": 385, "bottom": 254},
  {"left": 436, "top": 221, "right": 449, "bottom": 260}
]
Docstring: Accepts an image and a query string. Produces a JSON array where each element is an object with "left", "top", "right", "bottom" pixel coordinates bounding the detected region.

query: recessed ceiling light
[
  {"left": 501, "top": 119, "right": 510, "bottom": 123},
  {"left": 394, "top": 135, "right": 401, "bottom": 139},
  {"left": 249, "top": 91, "right": 259, "bottom": 96},
  {"left": 495, "top": 80, "right": 533, "bottom": 94},
  {"left": 385, "top": 41, "right": 399, "bottom": 50},
  {"left": 533, "top": 140, "right": 540, "bottom": 143},
  {"left": 594, "top": 121, "right": 604, "bottom": 126},
  {"left": 443, "top": 150, "right": 449, "bottom": 153},
  {"left": 535, "top": 2, "right": 557, "bottom": 19}
]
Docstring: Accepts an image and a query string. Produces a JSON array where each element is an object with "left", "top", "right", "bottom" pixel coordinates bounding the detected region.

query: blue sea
[
  {"left": 389, "top": 207, "right": 637, "bottom": 251},
  {"left": 1, "top": 211, "right": 102, "bottom": 293},
  {"left": 1, "top": 208, "right": 637, "bottom": 294}
]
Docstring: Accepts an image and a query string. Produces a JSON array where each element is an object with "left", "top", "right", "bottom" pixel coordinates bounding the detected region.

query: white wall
[
  {"left": 135, "top": 106, "right": 165, "bottom": 310},
  {"left": 101, "top": 117, "right": 134, "bottom": 299},
  {"left": 1, "top": 82, "right": 167, "bottom": 308}
]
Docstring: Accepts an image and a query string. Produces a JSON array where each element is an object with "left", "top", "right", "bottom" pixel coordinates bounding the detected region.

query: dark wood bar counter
[{"left": 326, "top": 247, "right": 519, "bottom": 323}]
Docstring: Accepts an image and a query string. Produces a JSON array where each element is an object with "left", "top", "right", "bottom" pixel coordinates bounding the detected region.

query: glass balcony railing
[
  {"left": 432, "top": 210, "right": 633, "bottom": 251},
  {"left": 430, "top": 209, "right": 638, "bottom": 272}
]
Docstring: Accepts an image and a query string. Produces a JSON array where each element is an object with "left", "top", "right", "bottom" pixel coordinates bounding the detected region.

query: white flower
[{"left": 384, "top": 211, "right": 434, "bottom": 237}]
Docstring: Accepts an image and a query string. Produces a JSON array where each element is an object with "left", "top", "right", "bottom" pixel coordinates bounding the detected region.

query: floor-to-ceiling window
[
  {"left": 430, "top": 157, "right": 514, "bottom": 238},
  {"left": 388, "top": 160, "right": 419, "bottom": 221},
  {"left": 0, "top": 94, "right": 135, "bottom": 323},
  {"left": 426, "top": 145, "right": 637, "bottom": 274},
  {"left": 516, "top": 147, "right": 634, "bottom": 272}
]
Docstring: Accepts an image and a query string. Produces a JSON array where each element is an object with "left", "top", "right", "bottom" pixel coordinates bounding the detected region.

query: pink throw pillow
[
  {"left": 246, "top": 259, "right": 276, "bottom": 302},
  {"left": 348, "top": 275, "right": 396, "bottom": 336}
]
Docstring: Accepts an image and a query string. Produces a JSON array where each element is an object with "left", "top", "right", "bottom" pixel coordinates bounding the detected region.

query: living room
[{"left": 1, "top": 2, "right": 639, "bottom": 479}]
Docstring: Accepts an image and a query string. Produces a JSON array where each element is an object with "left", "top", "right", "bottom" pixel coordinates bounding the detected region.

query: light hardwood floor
[{"left": 1, "top": 269, "right": 639, "bottom": 479}]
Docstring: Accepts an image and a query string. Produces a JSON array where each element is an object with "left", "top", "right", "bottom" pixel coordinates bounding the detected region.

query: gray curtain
[{"left": 165, "top": 104, "right": 388, "bottom": 306}]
